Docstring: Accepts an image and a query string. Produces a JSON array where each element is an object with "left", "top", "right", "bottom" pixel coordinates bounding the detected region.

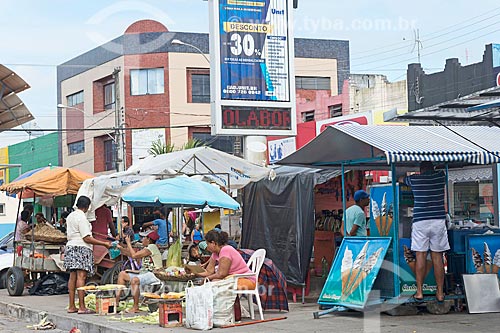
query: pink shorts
[{"left": 411, "top": 219, "right": 450, "bottom": 252}]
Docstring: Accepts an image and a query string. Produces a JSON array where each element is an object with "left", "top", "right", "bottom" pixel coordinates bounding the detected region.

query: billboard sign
[
  {"left": 131, "top": 128, "right": 166, "bottom": 165},
  {"left": 268, "top": 136, "right": 296, "bottom": 164},
  {"left": 209, "top": 0, "right": 296, "bottom": 136}
]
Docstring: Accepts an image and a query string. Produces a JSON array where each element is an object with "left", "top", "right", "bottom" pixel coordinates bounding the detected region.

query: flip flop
[
  {"left": 409, "top": 294, "right": 424, "bottom": 303},
  {"left": 436, "top": 295, "right": 445, "bottom": 304},
  {"left": 77, "top": 309, "right": 95, "bottom": 315},
  {"left": 124, "top": 308, "right": 142, "bottom": 314},
  {"left": 67, "top": 309, "right": 78, "bottom": 314}
]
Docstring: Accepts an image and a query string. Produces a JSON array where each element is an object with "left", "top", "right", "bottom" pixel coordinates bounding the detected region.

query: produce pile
[
  {"left": 154, "top": 267, "right": 195, "bottom": 281},
  {"left": 109, "top": 310, "right": 160, "bottom": 325},
  {"left": 142, "top": 291, "right": 185, "bottom": 299},
  {"left": 25, "top": 223, "right": 67, "bottom": 243}
]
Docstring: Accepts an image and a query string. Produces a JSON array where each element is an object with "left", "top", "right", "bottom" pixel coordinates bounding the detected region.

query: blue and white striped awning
[{"left": 278, "top": 125, "right": 500, "bottom": 168}]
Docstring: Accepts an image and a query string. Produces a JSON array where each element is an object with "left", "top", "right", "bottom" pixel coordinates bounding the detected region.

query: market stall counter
[{"left": 278, "top": 125, "right": 500, "bottom": 317}]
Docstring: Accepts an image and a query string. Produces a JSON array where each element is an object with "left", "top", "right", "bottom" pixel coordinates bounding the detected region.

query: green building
[{"left": 8, "top": 133, "right": 59, "bottom": 181}]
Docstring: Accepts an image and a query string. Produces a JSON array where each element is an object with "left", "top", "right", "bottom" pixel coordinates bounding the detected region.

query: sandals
[
  {"left": 436, "top": 294, "right": 445, "bottom": 304},
  {"left": 409, "top": 294, "right": 424, "bottom": 303},
  {"left": 77, "top": 309, "right": 95, "bottom": 315},
  {"left": 67, "top": 309, "right": 78, "bottom": 314}
]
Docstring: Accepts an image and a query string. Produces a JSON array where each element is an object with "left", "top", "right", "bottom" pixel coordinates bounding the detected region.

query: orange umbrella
[{"left": 0, "top": 166, "right": 94, "bottom": 198}]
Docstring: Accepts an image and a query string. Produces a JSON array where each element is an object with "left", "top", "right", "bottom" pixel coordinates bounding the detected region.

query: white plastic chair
[{"left": 233, "top": 249, "right": 266, "bottom": 320}]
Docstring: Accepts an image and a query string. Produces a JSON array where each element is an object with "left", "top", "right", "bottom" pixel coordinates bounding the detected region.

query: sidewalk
[{"left": 0, "top": 289, "right": 498, "bottom": 332}]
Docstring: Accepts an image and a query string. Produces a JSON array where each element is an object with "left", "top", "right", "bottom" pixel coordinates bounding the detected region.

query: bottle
[
  {"left": 454, "top": 284, "right": 463, "bottom": 312},
  {"left": 234, "top": 295, "right": 242, "bottom": 321}
]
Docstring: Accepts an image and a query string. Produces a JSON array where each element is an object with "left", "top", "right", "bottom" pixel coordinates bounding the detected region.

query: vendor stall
[
  {"left": 279, "top": 125, "right": 500, "bottom": 314},
  {"left": 0, "top": 166, "right": 94, "bottom": 296}
]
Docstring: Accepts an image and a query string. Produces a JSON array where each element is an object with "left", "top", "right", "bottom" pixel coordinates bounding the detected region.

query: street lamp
[{"left": 171, "top": 39, "right": 210, "bottom": 64}]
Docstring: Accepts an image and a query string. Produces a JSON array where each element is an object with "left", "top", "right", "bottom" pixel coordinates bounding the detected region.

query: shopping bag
[
  {"left": 209, "top": 277, "right": 236, "bottom": 327},
  {"left": 185, "top": 280, "right": 213, "bottom": 330}
]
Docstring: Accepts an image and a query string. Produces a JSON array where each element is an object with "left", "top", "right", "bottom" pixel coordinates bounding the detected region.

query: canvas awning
[
  {"left": 0, "top": 166, "right": 93, "bottom": 197},
  {"left": 0, "top": 64, "right": 34, "bottom": 131},
  {"left": 127, "top": 146, "right": 274, "bottom": 189},
  {"left": 278, "top": 125, "right": 500, "bottom": 169},
  {"left": 76, "top": 172, "right": 156, "bottom": 221}
]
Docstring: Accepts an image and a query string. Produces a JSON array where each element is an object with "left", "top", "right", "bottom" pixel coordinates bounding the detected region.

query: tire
[
  {"left": 100, "top": 260, "right": 125, "bottom": 285},
  {"left": 0, "top": 270, "right": 6, "bottom": 289},
  {"left": 101, "top": 260, "right": 130, "bottom": 301},
  {"left": 6, "top": 267, "right": 24, "bottom": 296}
]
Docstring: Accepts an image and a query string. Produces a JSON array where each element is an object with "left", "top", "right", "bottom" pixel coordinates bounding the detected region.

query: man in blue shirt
[
  {"left": 142, "top": 207, "right": 171, "bottom": 246},
  {"left": 344, "top": 190, "right": 370, "bottom": 236},
  {"left": 404, "top": 161, "right": 450, "bottom": 303}
]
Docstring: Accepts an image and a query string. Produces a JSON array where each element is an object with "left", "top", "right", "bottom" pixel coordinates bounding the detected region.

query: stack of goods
[
  {"left": 25, "top": 223, "right": 67, "bottom": 243},
  {"left": 154, "top": 267, "right": 195, "bottom": 281}
]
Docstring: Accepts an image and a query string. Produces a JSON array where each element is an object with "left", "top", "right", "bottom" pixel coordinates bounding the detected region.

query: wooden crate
[{"left": 96, "top": 296, "right": 117, "bottom": 315}]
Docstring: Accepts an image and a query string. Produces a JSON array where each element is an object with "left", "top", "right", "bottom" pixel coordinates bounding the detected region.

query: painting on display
[
  {"left": 369, "top": 185, "right": 396, "bottom": 237},
  {"left": 318, "top": 237, "right": 391, "bottom": 309},
  {"left": 467, "top": 234, "right": 500, "bottom": 275},
  {"left": 399, "top": 238, "right": 437, "bottom": 296}
]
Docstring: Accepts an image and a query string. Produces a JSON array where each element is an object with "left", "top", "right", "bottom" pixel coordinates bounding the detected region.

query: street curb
[{"left": 0, "top": 299, "right": 129, "bottom": 333}]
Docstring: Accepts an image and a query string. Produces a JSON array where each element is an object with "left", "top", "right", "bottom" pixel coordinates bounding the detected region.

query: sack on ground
[
  {"left": 185, "top": 281, "right": 213, "bottom": 330},
  {"left": 210, "top": 277, "right": 236, "bottom": 327}
]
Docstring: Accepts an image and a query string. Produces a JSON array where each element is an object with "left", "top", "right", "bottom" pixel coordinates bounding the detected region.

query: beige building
[
  {"left": 349, "top": 74, "right": 407, "bottom": 123},
  {"left": 57, "top": 20, "right": 350, "bottom": 175}
]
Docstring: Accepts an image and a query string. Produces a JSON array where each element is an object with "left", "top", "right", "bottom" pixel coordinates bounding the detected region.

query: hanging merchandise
[{"left": 166, "top": 237, "right": 183, "bottom": 268}]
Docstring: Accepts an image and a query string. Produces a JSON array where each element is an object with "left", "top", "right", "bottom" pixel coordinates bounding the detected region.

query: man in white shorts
[{"left": 404, "top": 161, "right": 449, "bottom": 303}]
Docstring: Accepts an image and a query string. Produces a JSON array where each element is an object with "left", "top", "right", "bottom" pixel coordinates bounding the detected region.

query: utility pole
[
  {"left": 412, "top": 29, "right": 423, "bottom": 63},
  {"left": 113, "top": 67, "right": 125, "bottom": 172}
]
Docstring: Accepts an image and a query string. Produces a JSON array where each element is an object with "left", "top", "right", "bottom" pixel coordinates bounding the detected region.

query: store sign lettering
[{"left": 222, "top": 107, "right": 292, "bottom": 130}]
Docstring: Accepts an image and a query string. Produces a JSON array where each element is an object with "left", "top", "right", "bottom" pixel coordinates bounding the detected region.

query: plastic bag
[
  {"left": 210, "top": 277, "right": 236, "bottom": 327},
  {"left": 29, "top": 273, "right": 69, "bottom": 296},
  {"left": 109, "top": 247, "right": 121, "bottom": 260},
  {"left": 185, "top": 280, "right": 214, "bottom": 330},
  {"left": 166, "top": 237, "right": 182, "bottom": 268}
]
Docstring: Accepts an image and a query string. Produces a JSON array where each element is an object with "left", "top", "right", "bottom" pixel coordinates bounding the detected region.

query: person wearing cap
[
  {"left": 116, "top": 230, "right": 162, "bottom": 313},
  {"left": 403, "top": 161, "right": 449, "bottom": 303},
  {"left": 344, "top": 190, "right": 370, "bottom": 237}
]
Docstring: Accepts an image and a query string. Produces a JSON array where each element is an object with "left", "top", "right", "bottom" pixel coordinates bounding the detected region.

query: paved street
[
  {"left": 0, "top": 290, "right": 499, "bottom": 333},
  {"left": 0, "top": 313, "right": 65, "bottom": 333}
]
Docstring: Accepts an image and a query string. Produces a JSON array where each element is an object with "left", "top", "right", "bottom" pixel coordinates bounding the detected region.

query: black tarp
[
  {"left": 241, "top": 166, "right": 342, "bottom": 285},
  {"left": 29, "top": 272, "right": 69, "bottom": 296}
]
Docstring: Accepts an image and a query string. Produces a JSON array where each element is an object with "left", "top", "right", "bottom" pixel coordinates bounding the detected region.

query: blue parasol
[{"left": 121, "top": 176, "right": 240, "bottom": 210}]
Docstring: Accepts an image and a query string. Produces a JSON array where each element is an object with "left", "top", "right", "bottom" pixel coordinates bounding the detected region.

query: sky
[{"left": 1, "top": 0, "right": 500, "bottom": 146}]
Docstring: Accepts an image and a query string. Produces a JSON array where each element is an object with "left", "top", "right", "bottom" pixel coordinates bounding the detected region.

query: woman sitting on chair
[{"left": 187, "top": 230, "right": 255, "bottom": 290}]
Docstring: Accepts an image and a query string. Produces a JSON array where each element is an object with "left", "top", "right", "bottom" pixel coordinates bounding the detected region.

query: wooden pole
[{"left": 220, "top": 316, "right": 287, "bottom": 329}]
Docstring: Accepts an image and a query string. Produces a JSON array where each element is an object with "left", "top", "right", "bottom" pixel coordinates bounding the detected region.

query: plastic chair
[{"left": 232, "top": 249, "right": 266, "bottom": 320}]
